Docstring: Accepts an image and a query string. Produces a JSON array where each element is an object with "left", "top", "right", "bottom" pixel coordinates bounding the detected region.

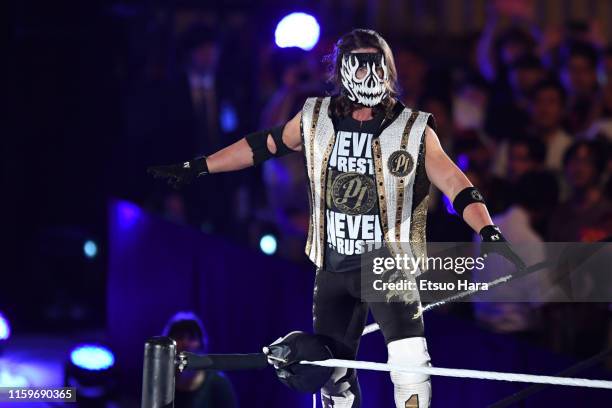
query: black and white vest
[{"left": 301, "top": 96, "right": 433, "bottom": 270}]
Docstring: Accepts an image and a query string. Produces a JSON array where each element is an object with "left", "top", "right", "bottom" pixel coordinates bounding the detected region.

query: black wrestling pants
[{"left": 312, "top": 267, "right": 424, "bottom": 407}]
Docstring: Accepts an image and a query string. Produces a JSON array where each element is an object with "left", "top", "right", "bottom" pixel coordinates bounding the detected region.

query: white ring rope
[{"left": 300, "top": 359, "right": 612, "bottom": 390}]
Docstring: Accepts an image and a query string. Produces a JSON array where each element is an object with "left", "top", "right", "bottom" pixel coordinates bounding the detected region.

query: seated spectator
[
  {"left": 506, "top": 136, "right": 546, "bottom": 183},
  {"left": 493, "top": 134, "right": 546, "bottom": 182},
  {"left": 478, "top": 21, "right": 537, "bottom": 85},
  {"left": 560, "top": 42, "right": 601, "bottom": 135},
  {"left": 485, "top": 54, "right": 545, "bottom": 141},
  {"left": 585, "top": 47, "right": 612, "bottom": 141},
  {"left": 163, "top": 312, "right": 238, "bottom": 408},
  {"left": 548, "top": 140, "right": 612, "bottom": 242},
  {"left": 473, "top": 171, "right": 559, "bottom": 336},
  {"left": 527, "top": 80, "right": 573, "bottom": 171}
]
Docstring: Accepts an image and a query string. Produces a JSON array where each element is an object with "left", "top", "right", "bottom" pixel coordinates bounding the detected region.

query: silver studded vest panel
[{"left": 301, "top": 96, "right": 432, "bottom": 272}]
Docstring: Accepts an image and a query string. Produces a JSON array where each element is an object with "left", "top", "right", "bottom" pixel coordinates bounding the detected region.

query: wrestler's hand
[
  {"left": 479, "top": 225, "right": 526, "bottom": 271},
  {"left": 147, "top": 156, "right": 208, "bottom": 189}
]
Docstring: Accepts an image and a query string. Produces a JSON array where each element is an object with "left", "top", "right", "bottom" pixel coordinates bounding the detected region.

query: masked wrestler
[{"left": 149, "top": 29, "right": 524, "bottom": 408}]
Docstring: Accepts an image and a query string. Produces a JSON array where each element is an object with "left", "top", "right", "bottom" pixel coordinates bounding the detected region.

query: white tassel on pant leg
[{"left": 387, "top": 337, "right": 432, "bottom": 408}]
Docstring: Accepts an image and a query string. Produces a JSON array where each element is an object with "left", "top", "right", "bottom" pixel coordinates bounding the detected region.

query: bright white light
[
  {"left": 259, "top": 234, "right": 278, "bottom": 255},
  {"left": 70, "top": 345, "right": 115, "bottom": 371},
  {"left": 0, "top": 312, "right": 10, "bottom": 340},
  {"left": 83, "top": 240, "right": 98, "bottom": 259},
  {"left": 0, "top": 370, "right": 28, "bottom": 387},
  {"left": 275, "top": 12, "right": 320, "bottom": 51}
]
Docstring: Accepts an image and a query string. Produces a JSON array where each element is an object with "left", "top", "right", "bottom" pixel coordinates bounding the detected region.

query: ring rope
[{"left": 300, "top": 358, "right": 612, "bottom": 390}]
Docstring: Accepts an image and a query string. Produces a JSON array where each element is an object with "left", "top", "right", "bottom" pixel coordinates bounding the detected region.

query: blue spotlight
[
  {"left": 0, "top": 370, "right": 28, "bottom": 387},
  {"left": 0, "top": 312, "right": 10, "bottom": 340},
  {"left": 275, "top": 12, "right": 320, "bottom": 50},
  {"left": 116, "top": 201, "right": 141, "bottom": 229},
  {"left": 66, "top": 344, "right": 117, "bottom": 402},
  {"left": 70, "top": 345, "right": 115, "bottom": 371},
  {"left": 220, "top": 101, "right": 238, "bottom": 133},
  {"left": 259, "top": 234, "right": 278, "bottom": 256},
  {"left": 83, "top": 240, "right": 98, "bottom": 259}
]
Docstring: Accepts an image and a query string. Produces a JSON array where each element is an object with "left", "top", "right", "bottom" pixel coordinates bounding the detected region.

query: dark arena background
[{"left": 4, "top": 0, "right": 612, "bottom": 407}]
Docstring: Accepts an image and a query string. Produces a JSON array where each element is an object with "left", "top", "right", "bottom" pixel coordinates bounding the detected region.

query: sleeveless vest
[{"left": 301, "top": 96, "right": 432, "bottom": 271}]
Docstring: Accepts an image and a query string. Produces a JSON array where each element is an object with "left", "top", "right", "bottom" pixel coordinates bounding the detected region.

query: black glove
[
  {"left": 147, "top": 156, "right": 208, "bottom": 189},
  {"left": 479, "top": 225, "right": 526, "bottom": 271},
  {"left": 262, "top": 331, "right": 333, "bottom": 393}
]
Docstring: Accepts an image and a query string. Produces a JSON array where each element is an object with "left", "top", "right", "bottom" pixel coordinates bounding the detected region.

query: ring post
[{"left": 142, "top": 336, "right": 176, "bottom": 408}]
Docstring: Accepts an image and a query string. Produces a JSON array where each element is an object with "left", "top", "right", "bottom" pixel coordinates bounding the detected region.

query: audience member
[
  {"left": 585, "top": 47, "right": 612, "bottom": 141},
  {"left": 548, "top": 140, "right": 612, "bottom": 242},
  {"left": 485, "top": 53, "right": 545, "bottom": 140},
  {"left": 527, "top": 80, "right": 573, "bottom": 171},
  {"left": 560, "top": 43, "right": 601, "bottom": 135},
  {"left": 163, "top": 312, "right": 238, "bottom": 408},
  {"left": 162, "top": 23, "right": 250, "bottom": 234},
  {"left": 506, "top": 136, "right": 546, "bottom": 183}
]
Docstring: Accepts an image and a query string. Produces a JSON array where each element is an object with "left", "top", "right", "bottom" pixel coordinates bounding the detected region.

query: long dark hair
[{"left": 325, "top": 29, "right": 399, "bottom": 119}]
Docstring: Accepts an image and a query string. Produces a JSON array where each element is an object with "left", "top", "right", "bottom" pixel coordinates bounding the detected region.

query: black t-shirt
[{"left": 324, "top": 111, "right": 385, "bottom": 272}]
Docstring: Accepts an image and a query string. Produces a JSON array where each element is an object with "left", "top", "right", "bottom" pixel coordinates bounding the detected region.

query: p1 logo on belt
[{"left": 388, "top": 150, "right": 414, "bottom": 177}]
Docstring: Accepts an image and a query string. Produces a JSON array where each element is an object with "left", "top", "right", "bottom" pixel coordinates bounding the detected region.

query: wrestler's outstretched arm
[
  {"left": 148, "top": 111, "right": 302, "bottom": 188},
  {"left": 424, "top": 125, "right": 525, "bottom": 268},
  {"left": 207, "top": 111, "right": 302, "bottom": 173}
]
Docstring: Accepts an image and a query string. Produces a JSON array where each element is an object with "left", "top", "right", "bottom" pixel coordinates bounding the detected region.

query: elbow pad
[
  {"left": 452, "top": 187, "right": 485, "bottom": 218},
  {"left": 245, "top": 125, "right": 293, "bottom": 165}
]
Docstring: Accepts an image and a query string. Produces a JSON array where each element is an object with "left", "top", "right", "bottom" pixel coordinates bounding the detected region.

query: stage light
[
  {"left": 0, "top": 370, "right": 28, "bottom": 387},
  {"left": 220, "top": 102, "right": 238, "bottom": 133},
  {"left": 70, "top": 345, "right": 114, "bottom": 371},
  {"left": 116, "top": 200, "right": 141, "bottom": 229},
  {"left": 275, "top": 12, "right": 320, "bottom": 51},
  {"left": 66, "top": 344, "right": 117, "bottom": 402},
  {"left": 260, "top": 234, "right": 278, "bottom": 255},
  {"left": 83, "top": 240, "right": 98, "bottom": 259},
  {"left": 0, "top": 312, "right": 10, "bottom": 340}
]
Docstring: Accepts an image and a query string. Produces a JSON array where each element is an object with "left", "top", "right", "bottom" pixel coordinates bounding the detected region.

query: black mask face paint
[{"left": 340, "top": 52, "right": 389, "bottom": 107}]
